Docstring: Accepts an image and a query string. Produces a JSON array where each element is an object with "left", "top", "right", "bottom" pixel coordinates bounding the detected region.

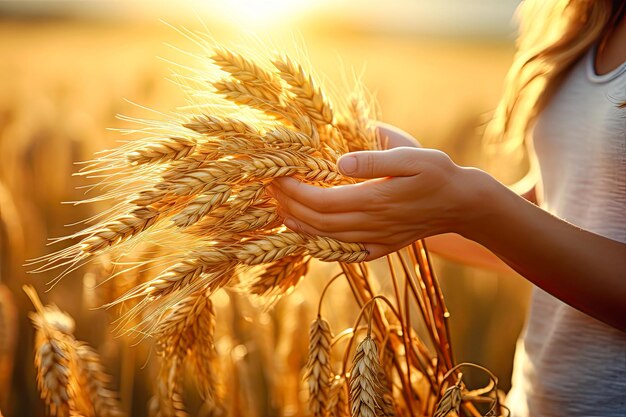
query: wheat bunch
[{"left": 29, "top": 32, "right": 506, "bottom": 416}]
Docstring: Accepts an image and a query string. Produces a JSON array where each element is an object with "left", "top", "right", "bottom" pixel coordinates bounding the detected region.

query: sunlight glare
[{"left": 212, "top": 0, "right": 319, "bottom": 28}]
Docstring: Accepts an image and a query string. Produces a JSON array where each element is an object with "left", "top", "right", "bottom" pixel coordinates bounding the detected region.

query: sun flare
[{"left": 212, "top": 0, "right": 319, "bottom": 27}]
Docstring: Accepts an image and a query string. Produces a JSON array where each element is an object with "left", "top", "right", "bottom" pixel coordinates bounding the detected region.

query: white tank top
[{"left": 506, "top": 47, "right": 626, "bottom": 416}]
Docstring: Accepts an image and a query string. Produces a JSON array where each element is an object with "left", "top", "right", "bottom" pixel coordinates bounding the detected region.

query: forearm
[
  {"left": 461, "top": 169, "right": 626, "bottom": 331},
  {"left": 426, "top": 234, "right": 514, "bottom": 274}
]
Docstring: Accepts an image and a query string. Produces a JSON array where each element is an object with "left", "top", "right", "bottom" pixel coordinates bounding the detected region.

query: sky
[{"left": 0, "top": 0, "right": 522, "bottom": 37}]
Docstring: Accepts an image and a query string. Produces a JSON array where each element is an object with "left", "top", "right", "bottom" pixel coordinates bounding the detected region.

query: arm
[
  {"left": 376, "top": 124, "right": 533, "bottom": 274},
  {"left": 268, "top": 144, "right": 626, "bottom": 331}
]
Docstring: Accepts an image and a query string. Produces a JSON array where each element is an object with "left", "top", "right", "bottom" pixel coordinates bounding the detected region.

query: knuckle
[
  {"left": 430, "top": 149, "right": 453, "bottom": 167},
  {"left": 362, "top": 153, "right": 376, "bottom": 177}
]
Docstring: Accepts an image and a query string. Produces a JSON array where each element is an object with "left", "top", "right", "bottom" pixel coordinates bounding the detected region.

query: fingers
[
  {"left": 376, "top": 122, "right": 422, "bottom": 149},
  {"left": 270, "top": 184, "right": 374, "bottom": 233},
  {"left": 282, "top": 216, "right": 394, "bottom": 244},
  {"left": 363, "top": 240, "right": 413, "bottom": 261},
  {"left": 337, "top": 147, "right": 423, "bottom": 179},
  {"left": 270, "top": 176, "right": 375, "bottom": 213}
]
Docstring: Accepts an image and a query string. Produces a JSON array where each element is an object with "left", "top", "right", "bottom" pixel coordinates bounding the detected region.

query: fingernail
[
  {"left": 338, "top": 156, "right": 357, "bottom": 175},
  {"left": 284, "top": 218, "right": 297, "bottom": 230}
]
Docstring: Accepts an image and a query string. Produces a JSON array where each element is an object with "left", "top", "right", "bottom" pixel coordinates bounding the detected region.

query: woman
[{"left": 268, "top": 1, "right": 626, "bottom": 415}]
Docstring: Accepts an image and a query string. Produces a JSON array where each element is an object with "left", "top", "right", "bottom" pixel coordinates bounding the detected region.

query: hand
[
  {"left": 376, "top": 122, "right": 422, "bottom": 149},
  {"left": 268, "top": 126, "right": 490, "bottom": 260}
]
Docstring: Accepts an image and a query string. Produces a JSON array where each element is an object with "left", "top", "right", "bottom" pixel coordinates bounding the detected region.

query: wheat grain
[
  {"left": 144, "top": 251, "right": 234, "bottom": 299},
  {"left": 265, "top": 125, "right": 320, "bottom": 152},
  {"left": 213, "top": 79, "right": 284, "bottom": 118},
  {"left": 349, "top": 335, "right": 382, "bottom": 417},
  {"left": 188, "top": 298, "right": 220, "bottom": 404},
  {"left": 26, "top": 286, "right": 127, "bottom": 417},
  {"left": 151, "top": 289, "right": 220, "bottom": 414},
  {"left": 149, "top": 376, "right": 189, "bottom": 417}
]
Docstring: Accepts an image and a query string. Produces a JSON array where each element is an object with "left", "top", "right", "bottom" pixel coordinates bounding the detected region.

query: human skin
[
  {"left": 269, "top": 16, "right": 626, "bottom": 331},
  {"left": 268, "top": 124, "right": 626, "bottom": 332}
]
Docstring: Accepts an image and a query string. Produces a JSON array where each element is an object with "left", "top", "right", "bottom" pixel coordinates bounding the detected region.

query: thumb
[{"left": 337, "top": 147, "right": 422, "bottom": 179}]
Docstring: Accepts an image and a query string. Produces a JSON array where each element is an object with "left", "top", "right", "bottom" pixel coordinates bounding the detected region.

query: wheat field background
[{"left": 0, "top": 15, "right": 530, "bottom": 416}]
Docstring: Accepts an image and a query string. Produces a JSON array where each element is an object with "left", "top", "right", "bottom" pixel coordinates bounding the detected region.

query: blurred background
[{"left": 0, "top": 0, "right": 531, "bottom": 415}]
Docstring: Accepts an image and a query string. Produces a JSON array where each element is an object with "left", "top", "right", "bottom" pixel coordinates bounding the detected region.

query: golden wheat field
[{"left": 0, "top": 12, "right": 531, "bottom": 417}]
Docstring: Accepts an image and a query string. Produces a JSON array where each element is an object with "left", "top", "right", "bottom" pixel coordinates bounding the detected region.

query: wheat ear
[
  {"left": 433, "top": 382, "right": 462, "bottom": 417},
  {"left": 26, "top": 286, "right": 75, "bottom": 417},
  {"left": 80, "top": 207, "right": 160, "bottom": 255},
  {"left": 211, "top": 45, "right": 283, "bottom": 94},
  {"left": 249, "top": 254, "right": 309, "bottom": 297},
  {"left": 306, "top": 316, "right": 334, "bottom": 417},
  {"left": 349, "top": 335, "right": 390, "bottom": 417},
  {"left": 273, "top": 55, "right": 334, "bottom": 126},
  {"left": 327, "top": 375, "right": 350, "bottom": 417},
  {"left": 75, "top": 343, "right": 125, "bottom": 417},
  {"left": 152, "top": 288, "right": 219, "bottom": 405},
  {"left": 126, "top": 137, "right": 196, "bottom": 165}
]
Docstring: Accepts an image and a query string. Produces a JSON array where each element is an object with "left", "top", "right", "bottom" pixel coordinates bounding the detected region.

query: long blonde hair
[{"left": 486, "top": 0, "right": 624, "bottom": 156}]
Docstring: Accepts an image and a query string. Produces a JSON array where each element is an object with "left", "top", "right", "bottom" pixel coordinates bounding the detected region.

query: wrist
[{"left": 453, "top": 167, "right": 511, "bottom": 242}]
